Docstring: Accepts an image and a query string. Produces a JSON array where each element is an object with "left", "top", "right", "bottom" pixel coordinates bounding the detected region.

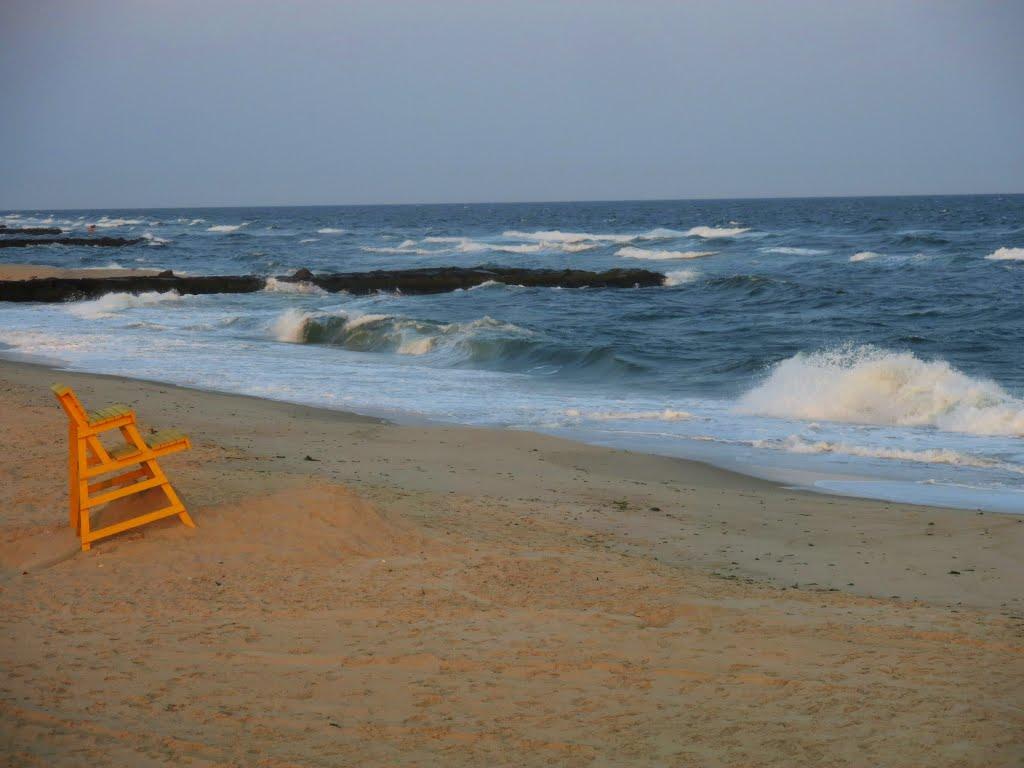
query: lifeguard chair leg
[
  {"left": 122, "top": 422, "right": 195, "bottom": 528},
  {"left": 138, "top": 455, "right": 194, "bottom": 528},
  {"left": 77, "top": 439, "right": 92, "bottom": 551},
  {"left": 68, "top": 424, "right": 79, "bottom": 531}
]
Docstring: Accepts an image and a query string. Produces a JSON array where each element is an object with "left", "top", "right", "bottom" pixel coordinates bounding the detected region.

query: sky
[{"left": 1, "top": 0, "right": 1022, "bottom": 209}]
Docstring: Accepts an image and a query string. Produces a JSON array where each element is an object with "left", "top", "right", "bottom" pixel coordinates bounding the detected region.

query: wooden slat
[
  {"left": 85, "top": 504, "right": 184, "bottom": 543},
  {"left": 83, "top": 476, "right": 164, "bottom": 508},
  {"left": 83, "top": 441, "right": 188, "bottom": 478},
  {"left": 87, "top": 467, "right": 150, "bottom": 494}
]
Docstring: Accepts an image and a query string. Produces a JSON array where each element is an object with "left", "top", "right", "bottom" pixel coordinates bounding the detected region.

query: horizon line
[{"left": 2, "top": 190, "right": 1023, "bottom": 213}]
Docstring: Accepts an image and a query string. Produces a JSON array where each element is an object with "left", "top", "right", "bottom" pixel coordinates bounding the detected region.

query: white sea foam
[
  {"left": 503, "top": 229, "right": 635, "bottom": 244},
  {"left": 0, "top": 329, "right": 100, "bottom": 355},
  {"left": 640, "top": 228, "right": 686, "bottom": 239},
  {"left": 67, "top": 291, "right": 184, "bottom": 319},
  {"left": 686, "top": 226, "right": 750, "bottom": 238},
  {"left": 142, "top": 232, "right": 170, "bottom": 246},
  {"left": 850, "top": 251, "right": 882, "bottom": 262},
  {"left": 93, "top": 216, "right": 146, "bottom": 228},
  {"left": 664, "top": 269, "right": 699, "bottom": 286},
  {"left": 271, "top": 308, "right": 310, "bottom": 342},
  {"left": 299, "top": 238, "right": 319, "bottom": 243},
  {"left": 263, "top": 277, "right": 326, "bottom": 295},
  {"left": 177, "top": 217, "right": 206, "bottom": 226},
  {"left": 383, "top": 236, "right": 585, "bottom": 255},
  {"left": 764, "top": 247, "right": 827, "bottom": 256},
  {"left": 343, "top": 313, "right": 391, "bottom": 331},
  {"left": 207, "top": 223, "right": 247, "bottom": 233},
  {"left": 362, "top": 245, "right": 434, "bottom": 254},
  {"left": 492, "top": 242, "right": 544, "bottom": 254},
  {"left": 424, "top": 237, "right": 504, "bottom": 254},
  {"left": 565, "top": 408, "right": 693, "bottom": 422},
  {"left": 985, "top": 247, "right": 1024, "bottom": 261},
  {"left": 456, "top": 240, "right": 491, "bottom": 253},
  {"left": 562, "top": 242, "right": 601, "bottom": 252},
  {"left": 738, "top": 345, "right": 1024, "bottom": 436},
  {"left": 616, "top": 246, "right": 715, "bottom": 261},
  {"left": 753, "top": 435, "right": 1019, "bottom": 472},
  {"left": 317, "top": 227, "right": 347, "bottom": 234},
  {"left": 396, "top": 337, "right": 436, "bottom": 356}
]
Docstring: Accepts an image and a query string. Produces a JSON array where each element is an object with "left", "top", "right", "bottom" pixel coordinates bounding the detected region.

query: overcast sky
[{"left": 1, "top": 0, "right": 1022, "bottom": 209}]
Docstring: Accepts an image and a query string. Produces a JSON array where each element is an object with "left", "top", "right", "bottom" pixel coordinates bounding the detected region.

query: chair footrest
[{"left": 150, "top": 430, "right": 189, "bottom": 450}]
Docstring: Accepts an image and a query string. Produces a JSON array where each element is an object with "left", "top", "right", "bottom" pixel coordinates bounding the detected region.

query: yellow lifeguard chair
[{"left": 51, "top": 384, "right": 195, "bottom": 551}]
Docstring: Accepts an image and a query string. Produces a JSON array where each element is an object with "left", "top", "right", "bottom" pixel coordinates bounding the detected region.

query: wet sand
[{"left": 1, "top": 359, "right": 1022, "bottom": 766}]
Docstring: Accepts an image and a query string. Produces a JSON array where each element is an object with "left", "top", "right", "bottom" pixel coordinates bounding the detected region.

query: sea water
[{"left": 2, "top": 196, "right": 1022, "bottom": 512}]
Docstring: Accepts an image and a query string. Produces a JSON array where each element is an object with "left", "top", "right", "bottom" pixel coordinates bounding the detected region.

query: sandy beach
[
  {"left": 0, "top": 264, "right": 161, "bottom": 281},
  {"left": 0, "top": 358, "right": 1021, "bottom": 766}
]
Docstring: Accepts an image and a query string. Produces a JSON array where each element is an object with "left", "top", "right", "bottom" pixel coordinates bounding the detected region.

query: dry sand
[
  {"left": 0, "top": 359, "right": 1021, "bottom": 766},
  {"left": 0, "top": 264, "right": 160, "bottom": 280}
]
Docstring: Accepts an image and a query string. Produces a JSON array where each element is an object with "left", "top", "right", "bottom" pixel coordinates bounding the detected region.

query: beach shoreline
[
  {"left": 1, "top": 356, "right": 1022, "bottom": 607},
  {"left": 1, "top": 357, "right": 1022, "bottom": 765}
]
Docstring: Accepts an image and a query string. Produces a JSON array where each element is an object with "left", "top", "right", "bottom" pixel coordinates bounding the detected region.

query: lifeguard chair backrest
[{"left": 51, "top": 384, "right": 89, "bottom": 427}]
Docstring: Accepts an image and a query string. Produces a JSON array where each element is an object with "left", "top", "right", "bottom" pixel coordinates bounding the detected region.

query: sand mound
[
  {"left": 1, "top": 482, "right": 419, "bottom": 571},
  {"left": 187, "top": 481, "right": 420, "bottom": 564}
]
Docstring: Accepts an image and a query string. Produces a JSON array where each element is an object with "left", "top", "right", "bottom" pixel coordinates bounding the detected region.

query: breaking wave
[
  {"left": 664, "top": 269, "right": 699, "bottom": 286},
  {"left": 208, "top": 223, "right": 247, "bottom": 233},
  {"left": 616, "top": 246, "right": 715, "bottom": 261},
  {"left": 986, "top": 247, "right": 1024, "bottom": 261},
  {"left": 764, "top": 247, "right": 827, "bottom": 256},
  {"left": 500, "top": 227, "right": 742, "bottom": 248},
  {"left": 850, "top": 251, "right": 881, "bottom": 262},
  {"left": 503, "top": 229, "right": 635, "bottom": 244},
  {"left": 686, "top": 226, "right": 750, "bottom": 239},
  {"left": 270, "top": 308, "right": 638, "bottom": 375},
  {"left": 362, "top": 244, "right": 436, "bottom": 255},
  {"left": 142, "top": 232, "right": 170, "bottom": 246},
  {"left": 317, "top": 227, "right": 347, "bottom": 234},
  {"left": 738, "top": 345, "right": 1024, "bottom": 436},
  {"left": 377, "top": 236, "right": 598, "bottom": 255},
  {"left": 92, "top": 216, "right": 147, "bottom": 228},
  {"left": 263, "top": 277, "right": 326, "bottom": 295},
  {"left": 273, "top": 309, "right": 526, "bottom": 358},
  {"left": 67, "top": 291, "right": 184, "bottom": 319}
]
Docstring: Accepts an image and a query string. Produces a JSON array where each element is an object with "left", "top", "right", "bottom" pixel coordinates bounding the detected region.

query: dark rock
[
  {"left": 0, "top": 226, "right": 63, "bottom": 235},
  {"left": 0, "top": 236, "right": 143, "bottom": 249},
  {"left": 0, "top": 274, "right": 265, "bottom": 302},
  {"left": 281, "top": 266, "right": 665, "bottom": 295},
  {"left": 0, "top": 266, "right": 665, "bottom": 302},
  {"left": 292, "top": 268, "right": 315, "bottom": 281}
]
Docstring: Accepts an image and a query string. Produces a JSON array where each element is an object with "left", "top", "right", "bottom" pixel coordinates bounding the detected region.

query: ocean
[{"left": 2, "top": 195, "right": 1023, "bottom": 513}]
